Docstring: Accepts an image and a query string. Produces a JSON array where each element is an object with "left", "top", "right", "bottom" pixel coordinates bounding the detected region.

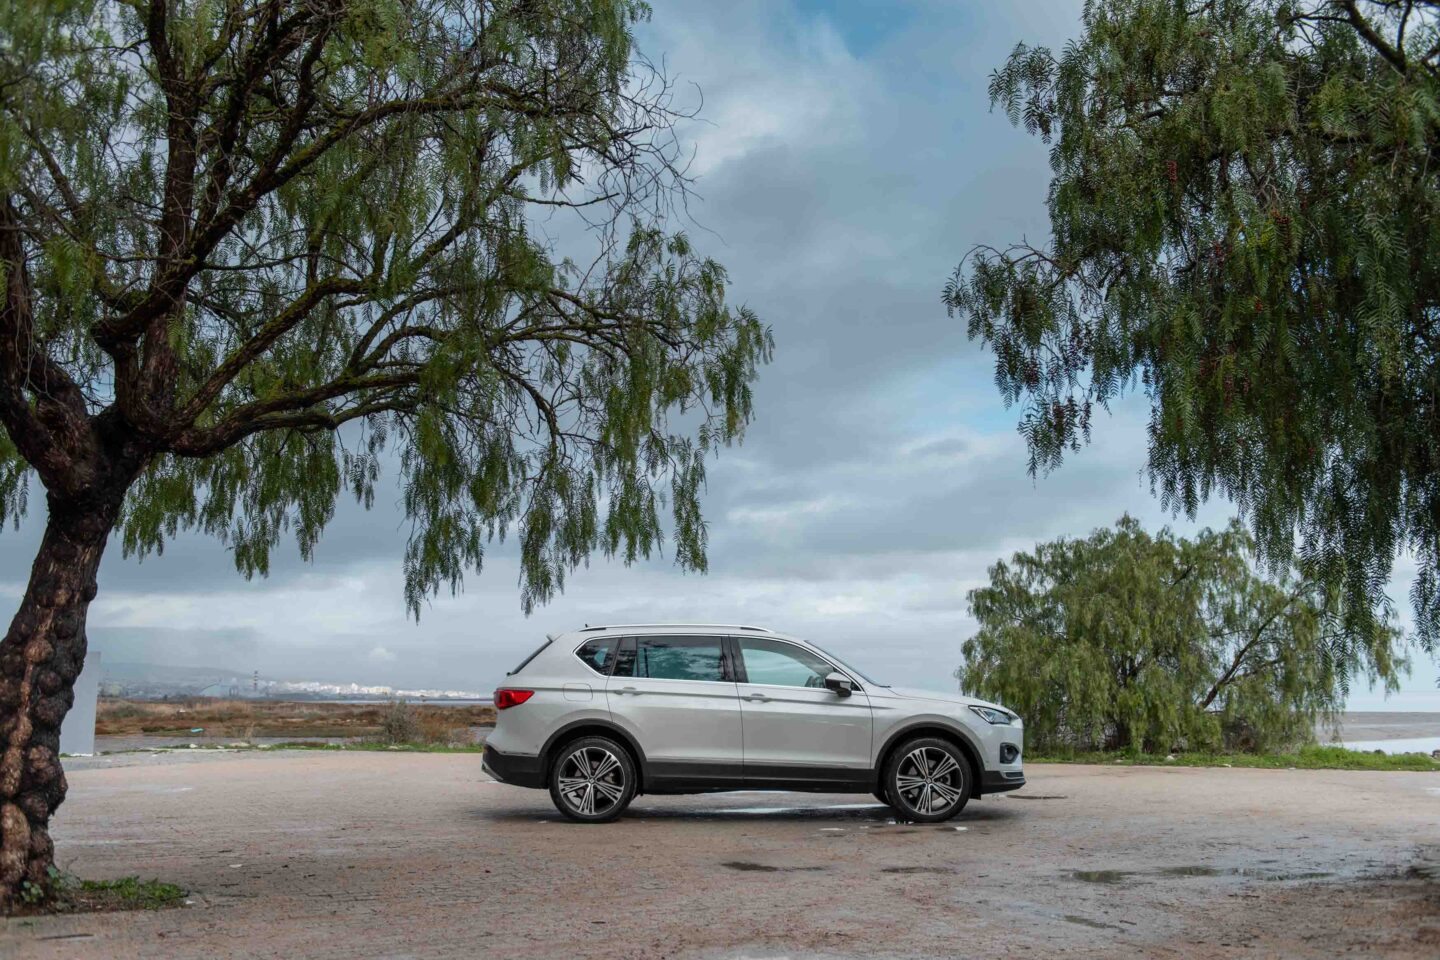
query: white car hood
[{"left": 883, "top": 685, "right": 1009, "bottom": 713}]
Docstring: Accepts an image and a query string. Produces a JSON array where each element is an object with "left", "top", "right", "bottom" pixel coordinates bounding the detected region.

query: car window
[
  {"left": 738, "top": 638, "right": 836, "bottom": 688},
  {"left": 625, "top": 636, "right": 727, "bottom": 682},
  {"left": 574, "top": 637, "right": 617, "bottom": 675}
]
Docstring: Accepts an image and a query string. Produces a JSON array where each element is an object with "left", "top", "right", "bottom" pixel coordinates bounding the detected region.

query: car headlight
[{"left": 969, "top": 705, "right": 1013, "bottom": 725}]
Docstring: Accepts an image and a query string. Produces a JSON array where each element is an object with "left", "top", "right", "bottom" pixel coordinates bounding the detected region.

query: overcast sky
[{"left": 1, "top": 0, "right": 1434, "bottom": 709}]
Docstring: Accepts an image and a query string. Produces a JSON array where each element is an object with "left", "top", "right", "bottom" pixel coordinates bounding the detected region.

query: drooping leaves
[
  {"left": 945, "top": 0, "right": 1440, "bottom": 651},
  {"left": 959, "top": 516, "right": 1403, "bottom": 753},
  {"left": 0, "top": 1, "right": 771, "bottom": 615}
]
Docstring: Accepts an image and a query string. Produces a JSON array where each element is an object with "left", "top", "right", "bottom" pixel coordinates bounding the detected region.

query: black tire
[
  {"left": 548, "top": 736, "right": 637, "bottom": 823},
  {"left": 872, "top": 790, "right": 888, "bottom": 805},
  {"left": 881, "top": 736, "right": 971, "bottom": 823}
]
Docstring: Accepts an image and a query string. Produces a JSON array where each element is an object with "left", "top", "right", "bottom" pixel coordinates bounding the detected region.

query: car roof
[{"left": 572, "top": 622, "right": 772, "bottom": 635}]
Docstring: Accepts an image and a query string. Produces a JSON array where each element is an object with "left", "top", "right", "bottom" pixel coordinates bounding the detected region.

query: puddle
[
  {"left": 1157, "top": 865, "right": 1333, "bottom": 881},
  {"left": 881, "top": 866, "right": 956, "bottom": 875},
  {"left": 713, "top": 803, "right": 888, "bottom": 816},
  {"left": 1077, "top": 865, "right": 1336, "bottom": 883},
  {"left": 1062, "top": 915, "right": 1122, "bottom": 931},
  {"left": 720, "top": 861, "right": 826, "bottom": 873},
  {"left": 1072, "top": 870, "right": 1135, "bottom": 884},
  {"left": 1230, "top": 868, "right": 1333, "bottom": 881}
]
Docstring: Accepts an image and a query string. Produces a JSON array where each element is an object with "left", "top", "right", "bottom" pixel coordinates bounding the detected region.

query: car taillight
[{"left": 494, "top": 688, "right": 534, "bottom": 710}]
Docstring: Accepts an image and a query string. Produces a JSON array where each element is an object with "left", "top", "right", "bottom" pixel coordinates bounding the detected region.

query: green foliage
[
  {"left": 1027, "top": 745, "right": 1440, "bottom": 771},
  {"left": 944, "top": 0, "right": 1440, "bottom": 650},
  {"left": 0, "top": 0, "right": 770, "bottom": 613},
  {"left": 960, "top": 516, "right": 1403, "bottom": 753},
  {"left": 75, "top": 876, "right": 187, "bottom": 910},
  {"left": 10, "top": 867, "right": 184, "bottom": 912}
]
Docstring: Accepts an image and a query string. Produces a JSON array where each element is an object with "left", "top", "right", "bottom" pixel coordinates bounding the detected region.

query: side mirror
[{"left": 823, "top": 672, "right": 853, "bottom": 698}]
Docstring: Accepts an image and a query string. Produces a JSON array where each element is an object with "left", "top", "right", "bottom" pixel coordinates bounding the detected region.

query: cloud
[{"left": 0, "top": 0, "right": 1428, "bottom": 707}]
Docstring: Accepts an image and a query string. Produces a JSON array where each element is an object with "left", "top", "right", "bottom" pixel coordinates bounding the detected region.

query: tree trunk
[{"left": 0, "top": 486, "right": 127, "bottom": 907}]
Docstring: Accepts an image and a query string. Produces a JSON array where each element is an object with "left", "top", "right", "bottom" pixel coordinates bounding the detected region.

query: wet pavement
[{"left": 2, "top": 752, "right": 1438, "bottom": 959}]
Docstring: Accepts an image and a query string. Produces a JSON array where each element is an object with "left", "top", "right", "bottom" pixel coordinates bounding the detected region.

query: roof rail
[{"left": 579, "top": 622, "right": 771, "bottom": 633}]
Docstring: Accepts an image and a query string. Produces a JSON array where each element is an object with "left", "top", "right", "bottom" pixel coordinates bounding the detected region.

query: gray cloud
[{"left": 0, "top": 0, "right": 1428, "bottom": 708}]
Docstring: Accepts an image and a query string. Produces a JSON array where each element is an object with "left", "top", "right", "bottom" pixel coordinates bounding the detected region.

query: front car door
[
  {"left": 605, "top": 634, "right": 743, "bottom": 790},
  {"left": 732, "top": 637, "right": 873, "bottom": 789}
]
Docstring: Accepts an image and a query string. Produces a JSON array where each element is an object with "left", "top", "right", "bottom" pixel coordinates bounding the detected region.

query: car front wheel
[
  {"left": 881, "top": 737, "right": 971, "bottom": 822},
  {"left": 548, "top": 736, "right": 636, "bottom": 823}
]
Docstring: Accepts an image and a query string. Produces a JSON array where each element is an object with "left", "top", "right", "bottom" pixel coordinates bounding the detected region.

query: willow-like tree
[
  {"left": 960, "top": 517, "right": 1402, "bottom": 754},
  {"left": 945, "top": 1, "right": 1440, "bottom": 654},
  {"left": 0, "top": 0, "right": 771, "bottom": 904}
]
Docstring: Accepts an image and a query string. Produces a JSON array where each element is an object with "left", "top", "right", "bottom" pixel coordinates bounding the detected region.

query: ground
[{"left": 2, "top": 751, "right": 1438, "bottom": 959}]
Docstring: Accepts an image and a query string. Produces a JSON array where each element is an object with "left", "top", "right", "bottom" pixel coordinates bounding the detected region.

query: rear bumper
[
  {"left": 978, "top": 769, "right": 1026, "bottom": 794},
  {"left": 482, "top": 743, "right": 545, "bottom": 788}
]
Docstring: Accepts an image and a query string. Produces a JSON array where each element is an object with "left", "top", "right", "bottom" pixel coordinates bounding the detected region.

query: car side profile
[{"left": 482, "top": 624, "right": 1025, "bottom": 822}]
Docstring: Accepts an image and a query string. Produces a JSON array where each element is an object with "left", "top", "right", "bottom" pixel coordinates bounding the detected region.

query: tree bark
[{"left": 0, "top": 484, "right": 129, "bottom": 907}]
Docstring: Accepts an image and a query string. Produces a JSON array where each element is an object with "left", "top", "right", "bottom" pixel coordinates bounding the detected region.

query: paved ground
[{"left": 3, "top": 752, "right": 1438, "bottom": 959}]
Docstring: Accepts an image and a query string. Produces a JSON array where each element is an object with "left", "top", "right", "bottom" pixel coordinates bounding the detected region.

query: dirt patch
[{"left": 95, "top": 697, "right": 494, "bottom": 741}]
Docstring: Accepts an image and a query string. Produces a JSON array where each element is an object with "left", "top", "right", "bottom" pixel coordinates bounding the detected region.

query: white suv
[{"left": 483, "top": 624, "right": 1025, "bottom": 822}]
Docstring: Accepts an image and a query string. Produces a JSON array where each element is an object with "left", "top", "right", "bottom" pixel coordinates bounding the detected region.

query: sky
[{"left": 1, "top": 0, "right": 1435, "bottom": 709}]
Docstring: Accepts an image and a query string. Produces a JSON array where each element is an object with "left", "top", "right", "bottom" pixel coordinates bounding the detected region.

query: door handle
[
  {"left": 744, "top": 693, "right": 769, "bottom": 702},
  {"left": 615, "top": 686, "right": 639, "bottom": 695}
]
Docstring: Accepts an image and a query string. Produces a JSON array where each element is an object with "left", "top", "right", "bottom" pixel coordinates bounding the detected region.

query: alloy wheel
[
  {"left": 556, "top": 746, "right": 626, "bottom": 817},
  {"left": 895, "top": 746, "right": 964, "bottom": 816}
]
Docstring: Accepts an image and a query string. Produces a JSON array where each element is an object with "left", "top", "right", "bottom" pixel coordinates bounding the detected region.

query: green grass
[
  {"left": 1027, "top": 744, "right": 1440, "bottom": 771},
  {"left": 10, "top": 872, "right": 187, "bottom": 916},
  {"left": 76, "top": 877, "right": 187, "bottom": 910}
]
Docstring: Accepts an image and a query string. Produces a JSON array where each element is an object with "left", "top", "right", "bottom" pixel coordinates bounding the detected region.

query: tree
[
  {"left": 0, "top": 0, "right": 771, "bottom": 904},
  {"left": 959, "top": 517, "right": 1402, "bottom": 754},
  {"left": 943, "top": 0, "right": 1440, "bottom": 658}
]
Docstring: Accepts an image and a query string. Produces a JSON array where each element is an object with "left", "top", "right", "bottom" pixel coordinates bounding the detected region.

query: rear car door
[
  {"left": 605, "top": 634, "right": 743, "bottom": 788},
  {"left": 733, "top": 637, "right": 873, "bottom": 788}
]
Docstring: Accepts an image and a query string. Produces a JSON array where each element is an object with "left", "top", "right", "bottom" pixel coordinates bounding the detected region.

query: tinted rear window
[
  {"left": 574, "top": 637, "right": 617, "bottom": 675},
  {"left": 625, "top": 636, "right": 727, "bottom": 682}
]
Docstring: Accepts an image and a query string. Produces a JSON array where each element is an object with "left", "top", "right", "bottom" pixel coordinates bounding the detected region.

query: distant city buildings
[{"left": 98, "top": 663, "right": 487, "bottom": 701}]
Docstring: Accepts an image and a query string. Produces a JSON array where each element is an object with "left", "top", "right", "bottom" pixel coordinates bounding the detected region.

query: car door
[
  {"left": 732, "top": 637, "right": 873, "bottom": 788},
  {"left": 605, "top": 634, "right": 743, "bottom": 788}
]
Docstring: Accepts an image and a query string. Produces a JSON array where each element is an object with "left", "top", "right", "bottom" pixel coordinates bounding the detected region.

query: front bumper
[
  {"left": 482, "top": 743, "right": 545, "bottom": 788},
  {"left": 978, "top": 769, "right": 1026, "bottom": 794}
]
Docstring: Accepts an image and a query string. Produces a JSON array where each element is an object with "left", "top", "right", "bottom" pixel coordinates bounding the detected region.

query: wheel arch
[
  {"left": 875, "top": 721, "right": 985, "bottom": 799},
  {"left": 540, "top": 720, "right": 649, "bottom": 791}
]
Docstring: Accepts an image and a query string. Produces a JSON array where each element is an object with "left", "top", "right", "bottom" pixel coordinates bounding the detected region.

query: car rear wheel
[
  {"left": 881, "top": 736, "right": 971, "bottom": 822},
  {"left": 548, "top": 736, "right": 636, "bottom": 823}
]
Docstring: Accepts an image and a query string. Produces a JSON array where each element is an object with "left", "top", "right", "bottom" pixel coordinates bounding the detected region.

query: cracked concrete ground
[{"left": 3, "top": 751, "right": 1438, "bottom": 959}]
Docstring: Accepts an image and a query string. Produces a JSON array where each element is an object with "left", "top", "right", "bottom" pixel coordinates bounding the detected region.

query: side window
[
  {"left": 574, "top": 637, "right": 617, "bottom": 675},
  {"left": 631, "top": 636, "right": 727, "bottom": 682},
  {"left": 738, "top": 638, "right": 837, "bottom": 688}
]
